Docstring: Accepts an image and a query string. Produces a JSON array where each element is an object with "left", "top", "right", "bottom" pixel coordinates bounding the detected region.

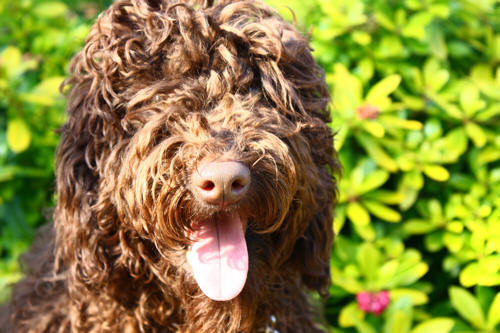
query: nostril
[
  {"left": 200, "top": 180, "right": 215, "bottom": 191},
  {"left": 231, "top": 180, "right": 246, "bottom": 193}
]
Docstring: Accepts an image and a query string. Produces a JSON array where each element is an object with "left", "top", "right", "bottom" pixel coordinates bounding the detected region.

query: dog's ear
[
  {"left": 281, "top": 120, "right": 338, "bottom": 297},
  {"left": 53, "top": 77, "right": 120, "bottom": 287},
  {"left": 290, "top": 165, "right": 337, "bottom": 296},
  {"left": 52, "top": 3, "right": 131, "bottom": 285},
  {"left": 271, "top": 23, "right": 339, "bottom": 295}
]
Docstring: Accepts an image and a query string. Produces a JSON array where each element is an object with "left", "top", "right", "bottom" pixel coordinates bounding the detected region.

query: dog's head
[{"left": 55, "top": 0, "right": 338, "bottom": 320}]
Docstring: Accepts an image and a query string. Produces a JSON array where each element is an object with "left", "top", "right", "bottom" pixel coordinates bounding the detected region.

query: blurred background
[{"left": 1, "top": 0, "right": 500, "bottom": 331}]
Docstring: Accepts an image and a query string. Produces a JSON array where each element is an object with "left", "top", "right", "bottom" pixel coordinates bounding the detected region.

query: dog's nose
[{"left": 192, "top": 161, "right": 250, "bottom": 205}]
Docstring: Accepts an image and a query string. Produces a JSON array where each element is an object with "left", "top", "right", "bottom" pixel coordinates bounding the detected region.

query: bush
[
  {"left": 267, "top": 0, "right": 500, "bottom": 331},
  {"left": 1, "top": 0, "right": 500, "bottom": 331}
]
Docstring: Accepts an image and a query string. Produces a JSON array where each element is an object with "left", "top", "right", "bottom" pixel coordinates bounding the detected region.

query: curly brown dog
[{"left": 0, "top": 0, "right": 339, "bottom": 331}]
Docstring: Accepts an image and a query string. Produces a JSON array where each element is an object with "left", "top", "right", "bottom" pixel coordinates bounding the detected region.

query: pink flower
[
  {"left": 356, "top": 104, "right": 380, "bottom": 120},
  {"left": 356, "top": 290, "right": 390, "bottom": 315}
]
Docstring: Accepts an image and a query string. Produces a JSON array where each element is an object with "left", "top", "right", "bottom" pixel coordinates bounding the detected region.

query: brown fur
[{"left": 0, "top": 0, "right": 339, "bottom": 331}]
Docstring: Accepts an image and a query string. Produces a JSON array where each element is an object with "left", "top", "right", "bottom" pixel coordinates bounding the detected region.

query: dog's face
[
  {"left": 114, "top": 92, "right": 316, "bottom": 300},
  {"left": 56, "top": 0, "right": 337, "bottom": 317}
]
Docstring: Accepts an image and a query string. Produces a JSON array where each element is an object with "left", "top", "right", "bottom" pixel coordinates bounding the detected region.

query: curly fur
[{"left": 0, "top": 0, "right": 339, "bottom": 331}]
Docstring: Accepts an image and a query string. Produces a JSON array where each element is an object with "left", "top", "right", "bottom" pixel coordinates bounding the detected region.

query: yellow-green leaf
[
  {"left": 33, "top": 2, "right": 68, "bottom": 18},
  {"left": 402, "top": 12, "right": 433, "bottom": 40},
  {"left": 333, "top": 126, "right": 349, "bottom": 151},
  {"left": 346, "top": 201, "right": 370, "bottom": 226},
  {"left": 357, "top": 242, "right": 381, "bottom": 281},
  {"left": 411, "top": 318, "right": 454, "bottom": 333},
  {"left": 331, "top": 63, "right": 363, "bottom": 112},
  {"left": 459, "top": 263, "right": 480, "bottom": 287},
  {"left": 361, "top": 121, "right": 385, "bottom": 138},
  {"left": 366, "top": 189, "right": 403, "bottom": 205},
  {"left": 423, "top": 164, "right": 449, "bottom": 181},
  {"left": 362, "top": 199, "right": 402, "bottom": 222},
  {"left": 357, "top": 57, "right": 374, "bottom": 82},
  {"left": 379, "top": 115, "right": 423, "bottom": 130},
  {"left": 352, "top": 31, "right": 372, "bottom": 45},
  {"left": 339, "top": 302, "right": 364, "bottom": 327},
  {"left": 21, "top": 76, "right": 65, "bottom": 106},
  {"left": 354, "top": 222, "right": 376, "bottom": 241},
  {"left": 357, "top": 134, "right": 398, "bottom": 172},
  {"left": 477, "top": 146, "right": 500, "bottom": 165},
  {"left": 460, "top": 84, "right": 484, "bottom": 116},
  {"left": 354, "top": 170, "right": 390, "bottom": 195},
  {"left": 443, "top": 233, "right": 464, "bottom": 253},
  {"left": 1, "top": 46, "right": 21, "bottom": 80},
  {"left": 424, "top": 59, "right": 449, "bottom": 92},
  {"left": 6, "top": 118, "right": 31, "bottom": 153},
  {"left": 487, "top": 293, "right": 500, "bottom": 330},
  {"left": 465, "top": 122, "right": 487, "bottom": 148},
  {"left": 365, "top": 74, "right": 402, "bottom": 106},
  {"left": 391, "top": 289, "right": 428, "bottom": 306},
  {"left": 384, "top": 297, "right": 413, "bottom": 333},
  {"left": 449, "top": 286, "right": 487, "bottom": 329}
]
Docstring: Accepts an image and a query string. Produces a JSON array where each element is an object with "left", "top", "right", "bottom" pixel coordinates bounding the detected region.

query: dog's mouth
[{"left": 186, "top": 211, "right": 248, "bottom": 301}]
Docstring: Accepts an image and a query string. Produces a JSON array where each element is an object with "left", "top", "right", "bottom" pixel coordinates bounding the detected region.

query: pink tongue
[{"left": 186, "top": 214, "right": 248, "bottom": 301}]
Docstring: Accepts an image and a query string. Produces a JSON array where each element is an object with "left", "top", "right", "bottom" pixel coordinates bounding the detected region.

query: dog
[{"left": 0, "top": 0, "right": 339, "bottom": 331}]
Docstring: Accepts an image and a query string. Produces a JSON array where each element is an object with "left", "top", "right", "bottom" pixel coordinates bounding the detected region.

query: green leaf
[
  {"left": 487, "top": 293, "right": 500, "bottom": 330},
  {"left": 403, "top": 219, "right": 435, "bottom": 234},
  {"left": 346, "top": 201, "right": 371, "bottom": 226},
  {"left": 331, "top": 63, "right": 363, "bottom": 112},
  {"left": 429, "top": 4, "right": 450, "bottom": 18},
  {"left": 423, "top": 164, "right": 449, "bottom": 181},
  {"left": 357, "top": 242, "right": 381, "bottom": 281},
  {"left": 356, "top": 134, "right": 398, "bottom": 172},
  {"left": 352, "top": 31, "right": 372, "bottom": 46},
  {"left": 365, "top": 189, "right": 402, "bottom": 205},
  {"left": 390, "top": 289, "right": 429, "bottom": 306},
  {"left": 379, "top": 115, "right": 423, "bottom": 130},
  {"left": 331, "top": 267, "right": 364, "bottom": 293},
  {"left": 424, "top": 59, "right": 449, "bottom": 92},
  {"left": 391, "top": 262, "right": 428, "bottom": 287},
  {"left": 33, "top": 2, "right": 68, "bottom": 18},
  {"left": 410, "top": 318, "right": 454, "bottom": 333},
  {"left": 402, "top": 12, "right": 433, "bottom": 40},
  {"left": 353, "top": 222, "right": 376, "bottom": 241},
  {"left": 476, "top": 104, "right": 500, "bottom": 121},
  {"left": 449, "top": 286, "right": 487, "bottom": 329},
  {"left": 20, "top": 76, "right": 65, "bottom": 106},
  {"left": 361, "top": 121, "right": 385, "bottom": 138},
  {"left": 442, "top": 128, "right": 468, "bottom": 161},
  {"left": 459, "top": 263, "right": 481, "bottom": 287},
  {"left": 6, "top": 119, "right": 31, "bottom": 153},
  {"left": 362, "top": 199, "right": 402, "bottom": 223},
  {"left": 375, "top": 35, "right": 406, "bottom": 59},
  {"left": 1, "top": 46, "right": 21, "bottom": 80},
  {"left": 338, "top": 302, "right": 364, "bottom": 327},
  {"left": 384, "top": 297, "right": 413, "bottom": 333},
  {"left": 443, "top": 233, "right": 464, "bottom": 253},
  {"left": 357, "top": 58, "right": 374, "bottom": 82},
  {"left": 353, "top": 169, "right": 390, "bottom": 196},
  {"left": 460, "top": 84, "right": 485, "bottom": 116},
  {"left": 465, "top": 122, "right": 487, "bottom": 148},
  {"left": 365, "top": 74, "right": 401, "bottom": 107},
  {"left": 0, "top": 166, "right": 18, "bottom": 182}
]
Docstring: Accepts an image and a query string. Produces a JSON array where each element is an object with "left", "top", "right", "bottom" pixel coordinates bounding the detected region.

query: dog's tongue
[{"left": 186, "top": 213, "right": 248, "bottom": 301}]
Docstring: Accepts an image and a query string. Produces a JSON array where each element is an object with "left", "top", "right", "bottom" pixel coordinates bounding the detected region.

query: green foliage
[
  {"left": 1, "top": 0, "right": 500, "bottom": 331},
  {"left": 0, "top": 0, "right": 110, "bottom": 303},
  {"left": 265, "top": 0, "right": 500, "bottom": 331}
]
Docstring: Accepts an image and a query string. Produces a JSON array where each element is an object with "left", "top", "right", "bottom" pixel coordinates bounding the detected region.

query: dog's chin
[{"left": 186, "top": 211, "right": 249, "bottom": 302}]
